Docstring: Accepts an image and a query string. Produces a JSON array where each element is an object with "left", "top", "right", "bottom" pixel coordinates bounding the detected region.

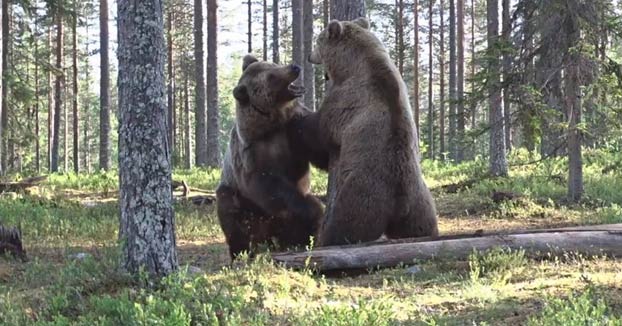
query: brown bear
[
  {"left": 303, "top": 18, "right": 438, "bottom": 246},
  {"left": 216, "top": 55, "right": 326, "bottom": 260}
]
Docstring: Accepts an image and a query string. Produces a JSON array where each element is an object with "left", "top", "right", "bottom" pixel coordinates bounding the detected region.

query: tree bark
[
  {"left": 501, "top": 0, "right": 511, "bottom": 152},
  {"left": 263, "top": 0, "right": 268, "bottom": 61},
  {"left": 1, "top": 0, "right": 9, "bottom": 174},
  {"left": 167, "top": 10, "right": 174, "bottom": 160},
  {"left": 272, "top": 0, "right": 279, "bottom": 63},
  {"left": 184, "top": 71, "right": 191, "bottom": 169},
  {"left": 292, "top": 0, "right": 304, "bottom": 90},
  {"left": 439, "top": 0, "right": 445, "bottom": 159},
  {"left": 428, "top": 0, "right": 434, "bottom": 160},
  {"left": 396, "top": 0, "right": 404, "bottom": 75},
  {"left": 206, "top": 0, "right": 221, "bottom": 168},
  {"left": 48, "top": 27, "right": 53, "bottom": 171},
  {"left": 566, "top": 10, "right": 582, "bottom": 202},
  {"left": 303, "top": 0, "right": 315, "bottom": 111},
  {"left": 72, "top": 1, "right": 79, "bottom": 173},
  {"left": 117, "top": 0, "right": 177, "bottom": 278},
  {"left": 99, "top": 0, "right": 110, "bottom": 171},
  {"left": 487, "top": 0, "right": 507, "bottom": 176},
  {"left": 456, "top": 0, "right": 465, "bottom": 162},
  {"left": 330, "top": 0, "right": 366, "bottom": 20},
  {"left": 273, "top": 228, "right": 622, "bottom": 272},
  {"left": 247, "top": 0, "right": 252, "bottom": 53},
  {"left": 34, "top": 3, "right": 40, "bottom": 173},
  {"left": 448, "top": 0, "right": 456, "bottom": 161},
  {"left": 51, "top": 6, "right": 64, "bottom": 173},
  {"left": 413, "top": 0, "right": 420, "bottom": 136},
  {"left": 469, "top": 0, "right": 476, "bottom": 130},
  {"left": 194, "top": 0, "right": 207, "bottom": 166}
]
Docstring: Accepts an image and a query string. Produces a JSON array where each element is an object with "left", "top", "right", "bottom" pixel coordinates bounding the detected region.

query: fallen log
[
  {"left": 272, "top": 226, "right": 622, "bottom": 272},
  {"left": 0, "top": 175, "right": 48, "bottom": 193}
]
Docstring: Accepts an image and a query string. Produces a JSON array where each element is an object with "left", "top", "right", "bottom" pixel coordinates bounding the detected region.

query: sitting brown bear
[
  {"left": 216, "top": 55, "right": 326, "bottom": 260},
  {"left": 303, "top": 18, "right": 438, "bottom": 246}
]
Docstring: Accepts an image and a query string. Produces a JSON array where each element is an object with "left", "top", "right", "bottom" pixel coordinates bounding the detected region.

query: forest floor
[{"left": 1, "top": 149, "right": 622, "bottom": 325}]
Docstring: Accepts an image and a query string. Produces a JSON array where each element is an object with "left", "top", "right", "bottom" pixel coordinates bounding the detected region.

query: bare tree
[
  {"left": 456, "top": 0, "right": 464, "bottom": 162},
  {"left": 272, "top": 0, "right": 279, "bottom": 63},
  {"left": 51, "top": 5, "right": 64, "bottom": 173},
  {"left": 117, "top": 0, "right": 177, "bottom": 278},
  {"left": 72, "top": 0, "right": 79, "bottom": 173},
  {"left": 413, "top": 0, "right": 420, "bottom": 134},
  {"left": 303, "top": 0, "right": 314, "bottom": 110},
  {"left": 487, "top": 0, "right": 507, "bottom": 176},
  {"left": 247, "top": 0, "right": 252, "bottom": 53},
  {"left": 448, "top": 0, "right": 456, "bottom": 160},
  {"left": 428, "top": 0, "right": 434, "bottom": 160},
  {"left": 0, "top": 0, "right": 8, "bottom": 174},
  {"left": 194, "top": 0, "right": 207, "bottom": 166},
  {"left": 263, "top": 0, "right": 268, "bottom": 61},
  {"left": 502, "top": 0, "right": 511, "bottom": 151},
  {"left": 439, "top": 0, "right": 446, "bottom": 158},
  {"left": 99, "top": 0, "right": 110, "bottom": 171},
  {"left": 206, "top": 0, "right": 221, "bottom": 167}
]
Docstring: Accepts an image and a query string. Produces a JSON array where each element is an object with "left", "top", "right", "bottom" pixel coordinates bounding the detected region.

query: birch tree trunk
[{"left": 117, "top": 0, "right": 178, "bottom": 278}]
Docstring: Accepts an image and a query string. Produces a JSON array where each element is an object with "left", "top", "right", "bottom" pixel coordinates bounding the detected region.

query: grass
[{"left": 1, "top": 149, "right": 621, "bottom": 325}]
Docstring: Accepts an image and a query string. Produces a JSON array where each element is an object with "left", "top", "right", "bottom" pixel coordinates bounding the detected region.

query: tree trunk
[
  {"left": 330, "top": 0, "right": 366, "bottom": 20},
  {"left": 272, "top": 0, "right": 279, "bottom": 63},
  {"left": 99, "top": 0, "right": 110, "bottom": 171},
  {"left": 427, "top": 0, "right": 434, "bottom": 160},
  {"left": 247, "top": 0, "right": 252, "bottom": 53},
  {"left": 263, "top": 0, "right": 268, "bottom": 61},
  {"left": 0, "top": 0, "right": 8, "bottom": 174},
  {"left": 448, "top": 0, "right": 456, "bottom": 161},
  {"left": 51, "top": 7, "right": 63, "bottom": 173},
  {"left": 292, "top": 0, "right": 304, "bottom": 90},
  {"left": 396, "top": 0, "right": 404, "bottom": 75},
  {"left": 184, "top": 72, "right": 191, "bottom": 169},
  {"left": 48, "top": 27, "right": 53, "bottom": 171},
  {"left": 487, "top": 0, "right": 507, "bottom": 176},
  {"left": 273, "top": 228, "right": 622, "bottom": 272},
  {"left": 34, "top": 4, "right": 40, "bottom": 173},
  {"left": 456, "top": 0, "right": 465, "bottom": 162},
  {"left": 566, "top": 11, "right": 582, "bottom": 202},
  {"left": 117, "top": 0, "right": 177, "bottom": 278},
  {"left": 64, "top": 47, "right": 69, "bottom": 173},
  {"left": 439, "top": 0, "right": 445, "bottom": 159},
  {"left": 72, "top": 1, "right": 79, "bottom": 173},
  {"left": 303, "top": 0, "right": 315, "bottom": 111},
  {"left": 167, "top": 10, "right": 174, "bottom": 160},
  {"left": 501, "top": 0, "right": 511, "bottom": 152},
  {"left": 413, "top": 0, "right": 420, "bottom": 136},
  {"left": 206, "top": 0, "right": 221, "bottom": 168},
  {"left": 194, "top": 0, "right": 207, "bottom": 166},
  {"left": 469, "top": 0, "right": 476, "bottom": 130}
]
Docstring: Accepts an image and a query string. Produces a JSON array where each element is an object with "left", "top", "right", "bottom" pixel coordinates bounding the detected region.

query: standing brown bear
[
  {"left": 216, "top": 55, "right": 326, "bottom": 260},
  {"left": 306, "top": 18, "right": 438, "bottom": 246}
]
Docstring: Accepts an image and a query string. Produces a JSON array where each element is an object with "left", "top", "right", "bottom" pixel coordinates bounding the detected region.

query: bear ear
[
  {"left": 352, "top": 17, "right": 369, "bottom": 29},
  {"left": 233, "top": 85, "right": 249, "bottom": 103},
  {"left": 327, "top": 20, "right": 343, "bottom": 39},
  {"left": 242, "top": 55, "right": 258, "bottom": 71}
]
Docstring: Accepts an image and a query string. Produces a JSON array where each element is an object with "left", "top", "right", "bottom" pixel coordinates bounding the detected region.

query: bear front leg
[
  {"left": 246, "top": 173, "right": 322, "bottom": 247},
  {"left": 216, "top": 185, "right": 252, "bottom": 260},
  {"left": 288, "top": 113, "right": 330, "bottom": 170}
]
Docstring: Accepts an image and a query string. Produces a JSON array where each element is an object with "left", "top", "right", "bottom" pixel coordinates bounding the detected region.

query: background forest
[{"left": 1, "top": 0, "right": 622, "bottom": 325}]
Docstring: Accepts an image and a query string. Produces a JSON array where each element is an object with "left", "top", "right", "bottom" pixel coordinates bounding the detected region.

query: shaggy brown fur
[
  {"left": 306, "top": 18, "right": 438, "bottom": 246},
  {"left": 0, "top": 225, "right": 26, "bottom": 261},
  {"left": 216, "top": 55, "right": 325, "bottom": 260}
]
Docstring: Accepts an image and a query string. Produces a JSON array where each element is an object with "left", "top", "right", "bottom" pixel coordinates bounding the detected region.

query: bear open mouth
[{"left": 287, "top": 83, "right": 305, "bottom": 98}]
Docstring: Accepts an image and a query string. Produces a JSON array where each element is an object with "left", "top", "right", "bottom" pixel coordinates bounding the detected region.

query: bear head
[{"left": 309, "top": 18, "right": 385, "bottom": 84}]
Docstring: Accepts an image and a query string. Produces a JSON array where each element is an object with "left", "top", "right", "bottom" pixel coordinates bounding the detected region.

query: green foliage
[
  {"left": 527, "top": 287, "right": 622, "bottom": 326},
  {"left": 297, "top": 300, "right": 396, "bottom": 326},
  {"left": 468, "top": 248, "right": 527, "bottom": 285}
]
